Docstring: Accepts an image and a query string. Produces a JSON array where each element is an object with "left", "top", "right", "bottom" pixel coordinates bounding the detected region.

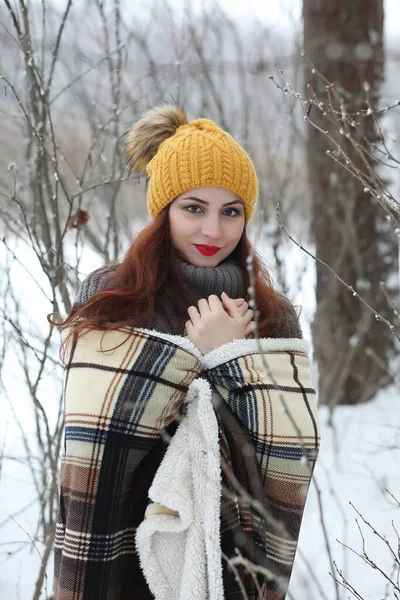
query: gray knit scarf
[
  {"left": 180, "top": 258, "right": 245, "bottom": 302},
  {"left": 77, "top": 257, "right": 246, "bottom": 336},
  {"left": 150, "top": 257, "right": 246, "bottom": 334}
]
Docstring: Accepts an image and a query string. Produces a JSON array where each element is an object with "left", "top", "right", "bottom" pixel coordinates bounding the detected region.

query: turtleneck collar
[
  {"left": 179, "top": 257, "right": 246, "bottom": 302},
  {"left": 148, "top": 256, "right": 247, "bottom": 335}
]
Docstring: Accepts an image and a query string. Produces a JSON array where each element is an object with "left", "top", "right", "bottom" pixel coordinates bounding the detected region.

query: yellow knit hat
[{"left": 124, "top": 105, "right": 258, "bottom": 224}]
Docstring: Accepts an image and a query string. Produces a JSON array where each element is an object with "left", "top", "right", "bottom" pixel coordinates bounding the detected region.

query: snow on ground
[
  {"left": 1, "top": 0, "right": 400, "bottom": 593},
  {"left": 2, "top": 385, "right": 399, "bottom": 599},
  {"left": 1, "top": 228, "right": 399, "bottom": 599},
  {"left": 293, "top": 383, "right": 400, "bottom": 600}
]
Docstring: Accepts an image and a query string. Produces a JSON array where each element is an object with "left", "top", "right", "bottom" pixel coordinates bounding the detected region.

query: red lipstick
[{"left": 194, "top": 244, "right": 221, "bottom": 256}]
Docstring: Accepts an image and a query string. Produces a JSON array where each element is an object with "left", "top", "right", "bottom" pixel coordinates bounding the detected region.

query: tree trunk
[{"left": 303, "top": 0, "right": 396, "bottom": 408}]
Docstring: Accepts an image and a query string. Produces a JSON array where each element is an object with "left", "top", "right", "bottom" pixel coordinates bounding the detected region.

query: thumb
[{"left": 221, "top": 291, "right": 240, "bottom": 319}]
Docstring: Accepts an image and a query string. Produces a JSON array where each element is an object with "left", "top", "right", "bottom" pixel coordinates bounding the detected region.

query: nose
[{"left": 201, "top": 215, "right": 222, "bottom": 240}]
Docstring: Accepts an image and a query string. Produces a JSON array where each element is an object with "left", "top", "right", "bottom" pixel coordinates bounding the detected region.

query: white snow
[
  {"left": 1, "top": 223, "right": 399, "bottom": 599},
  {"left": 1, "top": 0, "right": 400, "bottom": 596},
  {"left": 292, "top": 383, "right": 400, "bottom": 600}
]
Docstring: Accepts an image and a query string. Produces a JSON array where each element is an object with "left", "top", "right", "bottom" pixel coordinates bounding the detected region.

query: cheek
[
  {"left": 228, "top": 221, "right": 244, "bottom": 243},
  {"left": 170, "top": 215, "right": 193, "bottom": 245}
]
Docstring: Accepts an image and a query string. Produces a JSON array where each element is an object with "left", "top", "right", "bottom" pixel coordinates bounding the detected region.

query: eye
[
  {"left": 223, "top": 207, "right": 241, "bottom": 217},
  {"left": 183, "top": 205, "right": 242, "bottom": 217},
  {"left": 184, "top": 205, "right": 203, "bottom": 214}
]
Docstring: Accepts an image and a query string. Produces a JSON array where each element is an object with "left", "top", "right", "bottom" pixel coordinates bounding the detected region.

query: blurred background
[{"left": 0, "top": 1, "right": 399, "bottom": 598}]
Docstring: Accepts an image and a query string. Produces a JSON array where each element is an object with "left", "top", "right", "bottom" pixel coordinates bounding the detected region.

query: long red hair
[{"left": 49, "top": 205, "right": 299, "bottom": 353}]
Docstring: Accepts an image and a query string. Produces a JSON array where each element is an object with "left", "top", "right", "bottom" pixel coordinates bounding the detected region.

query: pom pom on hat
[
  {"left": 124, "top": 104, "right": 258, "bottom": 223},
  {"left": 124, "top": 104, "right": 188, "bottom": 173}
]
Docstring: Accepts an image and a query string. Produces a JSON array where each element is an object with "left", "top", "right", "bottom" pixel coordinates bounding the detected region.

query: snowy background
[
  {"left": 1, "top": 0, "right": 400, "bottom": 599},
  {"left": 1, "top": 240, "right": 399, "bottom": 600}
]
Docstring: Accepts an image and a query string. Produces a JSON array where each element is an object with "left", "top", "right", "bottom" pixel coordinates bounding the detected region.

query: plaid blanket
[
  {"left": 204, "top": 338, "right": 320, "bottom": 599},
  {"left": 54, "top": 328, "right": 320, "bottom": 600}
]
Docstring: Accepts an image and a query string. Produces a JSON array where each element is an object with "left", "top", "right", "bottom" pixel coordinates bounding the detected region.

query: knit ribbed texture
[
  {"left": 146, "top": 119, "right": 258, "bottom": 224},
  {"left": 77, "top": 260, "right": 245, "bottom": 312},
  {"left": 180, "top": 258, "right": 245, "bottom": 301},
  {"left": 76, "top": 260, "right": 245, "bottom": 335},
  {"left": 75, "top": 261, "right": 303, "bottom": 339}
]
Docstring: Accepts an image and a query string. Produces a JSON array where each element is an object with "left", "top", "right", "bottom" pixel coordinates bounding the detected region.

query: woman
[{"left": 52, "top": 105, "right": 320, "bottom": 600}]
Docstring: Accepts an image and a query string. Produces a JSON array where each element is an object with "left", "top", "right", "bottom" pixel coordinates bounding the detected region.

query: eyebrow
[{"left": 180, "top": 196, "right": 243, "bottom": 208}]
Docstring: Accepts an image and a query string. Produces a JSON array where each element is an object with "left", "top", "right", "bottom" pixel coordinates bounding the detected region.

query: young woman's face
[{"left": 168, "top": 186, "right": 246, "bottom": 267}]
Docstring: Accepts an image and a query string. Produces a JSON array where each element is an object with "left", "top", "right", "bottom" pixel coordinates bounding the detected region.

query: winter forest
[{"left": 0, "top": 0, "right": 399, "bottom": 598}]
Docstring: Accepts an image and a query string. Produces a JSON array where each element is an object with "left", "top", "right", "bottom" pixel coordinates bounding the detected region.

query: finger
[
  {"left": 236, "top": 301, "right": 248, "bottom": 317},
  {"left": 221, "top": 291, "right": 240, "bottom": 319},
  {"left": 222, "top": 294, "right": 246, "bottom": 309},
  {"left": 232, "top": 298, "right": 245, "bottom": 306},
  {"left": 245, "top": 321, "right": 256, "bottom": 336},
  {"left": 187, "top": 305, "right": 201, "bottom": 324},
  {"left": 185, "top": 320, "right": 196, "bottom": 340},
  {"left": 197, "top": 297, "right": 211, "bottom": 316},
  {"left": 208, "top": 294, "right": 224, "bottom": 312},
  {"left": 226, "top": 297, "right": 247, "bottom": 311},
  {"left": 243, "top": 309, "right": 254, "bottom": 324},
  {"left": 222, "top": 298, "right": 246, "bottom": 315}
]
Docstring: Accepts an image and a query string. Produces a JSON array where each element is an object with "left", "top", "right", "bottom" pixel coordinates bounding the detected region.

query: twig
[{"left": 276, "top": 203, "right": 400, "bottom": 342}]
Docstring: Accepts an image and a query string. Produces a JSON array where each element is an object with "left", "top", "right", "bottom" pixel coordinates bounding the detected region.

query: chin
[
  {"left": 196, "top": 259, "right": 219, "bottom": 267},
  {"left": 190, "top": 253, "right": 225, "bottom": 268},
  {"left": 178, "top": 245, "right": 229, "bottom": 267}
]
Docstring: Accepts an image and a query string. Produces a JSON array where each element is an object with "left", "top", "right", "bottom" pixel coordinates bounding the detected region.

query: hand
[
  {"left": 224, "top": 296, "right": 246, "bottom": 312},
  {"left": 185, "top": 292, "right": 254, "bottom": 355},
  {"left": 221, "top": 294, "right": 257, "bottom": 338},
  {"left": 182, "top": 297, "right": 248, "bottom": 339},
  {"left": 225, "top": 297, "right": 255, "bottom": 335},
  {"left": 222, "top": 296, "right": 256, "bottom": 339}
]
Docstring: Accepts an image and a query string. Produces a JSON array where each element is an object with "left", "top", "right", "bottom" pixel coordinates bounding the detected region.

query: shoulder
[
  {"left": 75, "top": 263, "right": 119, "bottom": 305},
  {"left": 275, "top": 292, "right": 303, "bottom": 339}
]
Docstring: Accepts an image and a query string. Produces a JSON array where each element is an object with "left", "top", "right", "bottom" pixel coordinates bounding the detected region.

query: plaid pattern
[
  {"left": 54, "top": 328, "right": 203, "bottom": 599},
  {"left": 54, "top": 328, "right": 320, "bottom": 600},
  {"left": 203, "top": 339, "right": 320, "bottom": 599}
]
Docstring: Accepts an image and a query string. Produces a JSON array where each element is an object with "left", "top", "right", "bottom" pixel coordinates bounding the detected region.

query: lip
[{"left": 194, "top": 244, "right": 221, "bottom": 256}]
